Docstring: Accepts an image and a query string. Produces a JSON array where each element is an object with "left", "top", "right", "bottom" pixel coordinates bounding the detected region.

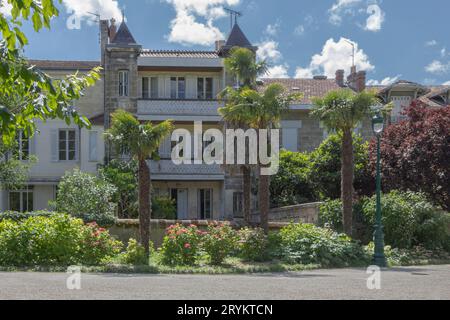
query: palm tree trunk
[
  {"left": 138, "top": 157, "right": 151, "bottom": 257},
  {"left": 259, "top": 169, "right": 270, "bottom": 234},
  {"left": 341, "top": 129, "right": 354, "bottom": 237},
  {"left": 242, "top": 165, "right": 251, "bottom": 225}
]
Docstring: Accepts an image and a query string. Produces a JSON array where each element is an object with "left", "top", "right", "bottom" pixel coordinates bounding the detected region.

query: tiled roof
[
  {"left": 140, "top": 49, "right": 220, "bottom": 59},
  {"left": 28, "top": 60, "right": 100, "bottom": 70},
  {"left": 258, "top": 78, "right": 341, "bottom": 104},
  {"left": 112, "top": 21, "right": 137, "bottom": 45}
]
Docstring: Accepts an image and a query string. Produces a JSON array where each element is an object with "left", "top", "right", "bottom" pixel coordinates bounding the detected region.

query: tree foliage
[
  {"left": 0, "top": 0, "right": 100, "bottom": 144},
  {"left": 370, "top": 102, "right": 450, "bottom": 210}
]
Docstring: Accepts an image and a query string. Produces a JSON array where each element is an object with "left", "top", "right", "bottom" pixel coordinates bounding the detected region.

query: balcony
[
  {"left": 137, "top": 99, "right": 222, "bottom": 122},
  {"left": 148, "top": 160, "right": 224, "bottom": 181}
]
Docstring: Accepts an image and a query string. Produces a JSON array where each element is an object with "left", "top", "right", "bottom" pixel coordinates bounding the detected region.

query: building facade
[{"left": 1, "top": 19, "right": 449, "bottom": 219}]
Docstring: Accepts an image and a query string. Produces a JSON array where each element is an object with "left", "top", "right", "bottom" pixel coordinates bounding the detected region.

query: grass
[{"left": 1, "top": 255, "right": 449, "bottom": 275}]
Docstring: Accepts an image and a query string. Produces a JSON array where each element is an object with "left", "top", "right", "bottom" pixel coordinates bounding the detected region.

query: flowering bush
[
  {"left": 238, "top": 227, "right": 270, "bottom": 262},
  {"left": 202, "top": 223, "right": 238, "bottom": 265},
  {"left": 0, "top": 214, "right": 122, "bottom": 266},
  {"left": 160, "top": 224, "right": 201, "bottom": 265}
]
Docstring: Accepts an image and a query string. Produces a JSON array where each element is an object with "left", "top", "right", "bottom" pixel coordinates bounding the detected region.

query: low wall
[
  {"left": 250, "top": 202, "right": 322, "bottom": 224},
  {"left": 109, "top": 219, "right": 290, "bottom": 247}
]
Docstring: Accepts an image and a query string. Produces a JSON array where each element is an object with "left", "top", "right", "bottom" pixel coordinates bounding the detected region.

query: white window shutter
[
  {"left": 75, "top": 129, "right": 80, "bottom": 161},
  {"left": 50, "top": 129, "right": 58, "bottom": 162},
  {"left": 89, "top": 131, "right": 98, "bottom": 162}
]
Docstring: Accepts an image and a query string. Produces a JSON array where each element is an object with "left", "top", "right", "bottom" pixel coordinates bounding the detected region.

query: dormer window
[{"left": 119, "top": 70, "right": 129, "bottom": 97}]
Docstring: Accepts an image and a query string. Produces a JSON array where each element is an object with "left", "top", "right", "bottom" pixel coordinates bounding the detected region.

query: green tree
[
  {"left": 105, "top": 110, "right": 173, "bottom": 256},
  {"left": 311, "top": 89, "right": 377, "bottom": 236},
  {"left": 219, "top": 47, "right": 267, "bottom": 225},
  {"left": 0, "top": 0, "right": 100, "bottom": 145}
]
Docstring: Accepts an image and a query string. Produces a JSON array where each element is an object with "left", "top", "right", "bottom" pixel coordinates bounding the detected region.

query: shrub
[
  {"left": 0, "top": 214, "right": 122, "bottom": 266},
  {"left": 0, "top": 210, "right": 55, "bottom": 222},
  {"left": 278, "top": 223, "right": 368, "bottom": 267},
  {"left": 270, "top": 150, "right": 316, "bottom": 207},
  {"left": 362, "top": 191, "right": 450, "bottom": 250},
  {"left": 120, "top": 239, "right": 149, "bottom": 265},
  {"left": 53, "top": 169, "right": 117, "bottom": 226},
  {"left": 152, "top": 196, "right": 177, "bottom": 220},
  {"left": 371, "top": 102, "right": 450, "bottom": 210},
  {"left": 99, "top": 159, "right": 139, "bottom": 219},
  {"left": 309, "top": 134, "right": 373, "bottom": 199},
  {"left": 160, "top": 224, "right": 201, "bottom": 266},
  {"left": 238, "top": 228, "right": 271, "bottom": 262},
  {"left": 202, "top": 223, "right": 238, "bottom": 265}
]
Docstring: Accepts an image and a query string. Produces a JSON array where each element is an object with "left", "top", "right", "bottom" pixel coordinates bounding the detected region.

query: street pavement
[{"left": 0, "top": 265, "right": 449, "bottom": 300}]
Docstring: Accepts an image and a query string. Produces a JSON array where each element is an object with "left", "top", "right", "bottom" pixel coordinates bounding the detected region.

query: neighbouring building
[{"left": 0, "top": 18, "right": 448, "bottom": 219}]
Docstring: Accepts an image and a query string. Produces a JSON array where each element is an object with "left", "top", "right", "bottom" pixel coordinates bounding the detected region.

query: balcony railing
[
  {"left": 137, "top": 99, "right": 222, "bottom": 121},
  {"left": 148, "top": 160, "right": 224, "bottom": 181}
]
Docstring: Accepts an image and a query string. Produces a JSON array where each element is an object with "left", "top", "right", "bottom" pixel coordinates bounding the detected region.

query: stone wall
[
  {"left": 250, "top": 202, "right": 322, "bottom": 224},
  {"left": 109, "top": 219, "right": 291, "bottom": 247}
]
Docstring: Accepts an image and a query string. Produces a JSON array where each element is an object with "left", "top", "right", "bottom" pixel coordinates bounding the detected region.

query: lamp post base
[{"left": 372, "top": 255, "right": 387, "bottom": 268}]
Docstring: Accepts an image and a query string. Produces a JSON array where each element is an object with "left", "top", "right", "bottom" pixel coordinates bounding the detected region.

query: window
[
  {"left": 119, "top": 70, "right": 129, "bottom": 97},
  {"left": 170, "top": 77, "right": 185, "bottom": 99},
  {"left": 198, "top": 189, "right": 212, "bottom": 220},
  {"left": 197, "top": 77, "right": 213, "bottom": 99},
  {"left": 59, "top": 129, "right": 77, "bottom": 161},
  {"left": 233, "top": 192, "right": 243, "bottom": 218},
  {"left": 15, "top": 131, "right": 30, "bottom": 160},
  {"left": 391, "top": 96, "right": 412, "bottom": 123},
  {"left": 9, "top": 186, "right": 33, "bottom": 212},
  {"left": 142, "top": 77, "right": 158, "bottom": 99},
  {"left": 88, "top": 131, "right": 98, "bottom": 162}
]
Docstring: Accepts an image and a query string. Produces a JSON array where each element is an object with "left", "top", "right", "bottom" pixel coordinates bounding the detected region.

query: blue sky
[{"left": 8, "top": 0, "right": 450, "bottom": 85}]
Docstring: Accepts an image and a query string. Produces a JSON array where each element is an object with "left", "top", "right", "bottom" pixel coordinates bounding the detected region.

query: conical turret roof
[{"left": 111, "top": 21, "right": 137, "bottom": 45}]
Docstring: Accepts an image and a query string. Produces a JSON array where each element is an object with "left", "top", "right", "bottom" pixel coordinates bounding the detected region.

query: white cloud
[
  {"left": 257, "top": 40, "right": 282, "bottom": 63},
  {"left": 367, "top": 75, "right": 401, "bottom": 86},
  {"left": 265, "top": 22, "right": 280, "bottom": 37},
  {"left": 425, "top": 60, "right": 450, "bottom": 75},
  {"left": 294, "top": 25, "right": 305, "bottom": 36},
  {"left": 440, "top": 47, "right": 447, "bottom": 58},
  {"left": 62, "top": 0, "right": 122, "bottom": 23},
  {"left": 294, "top": 37, "right": 374, "bottom": 78},
  {"left": 0, "top": 2, "right": 12, "bottom": 16},
  {"left": 263, "top": 65, "right": 290, "bottom": 78},
  {"left": 425, "top": 40, "right": 438, "bottom": 47},
  {"left": 443, "top": 81, "right": 450, "bottom": 85},
  {"left": 164, "top": 0, "right": 240, "bottom": 46},
  {"left": 328, "top": 0, "right": 361, "bottom": 26},
  {"left": 365, "top": 4, "right": 384, "bottom": 32}
]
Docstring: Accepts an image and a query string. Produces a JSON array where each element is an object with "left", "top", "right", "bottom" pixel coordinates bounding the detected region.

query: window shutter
[
  {"left": 75, "top": 129, "right": 80, "bottom": 161},
  {"left": 50, "top": 129, "right": 58, "bottom": 162},
  {"left": 89, "top": 131, "right": 98, "bottom": 162}
]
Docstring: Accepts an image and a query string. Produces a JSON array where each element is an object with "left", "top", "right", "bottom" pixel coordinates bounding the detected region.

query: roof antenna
[
  {"left": 345, "top": 40, "right": 356, "bottom": 69},
  {"left": 224, "top": 8, "right": 243, "bottom": 30}
]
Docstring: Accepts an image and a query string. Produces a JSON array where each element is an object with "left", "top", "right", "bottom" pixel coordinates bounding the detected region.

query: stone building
[{"left": 0, "top": 18, "right": 448, "bottom": 219}]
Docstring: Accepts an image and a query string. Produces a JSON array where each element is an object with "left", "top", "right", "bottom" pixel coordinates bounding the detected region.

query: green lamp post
[{"left": 372, "top": 114, "right": 387, "bottom": 267}]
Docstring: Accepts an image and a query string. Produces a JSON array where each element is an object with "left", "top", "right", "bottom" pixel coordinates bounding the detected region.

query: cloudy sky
[{"left": 6, "top": 0, "right": 450, "bottom": 85}]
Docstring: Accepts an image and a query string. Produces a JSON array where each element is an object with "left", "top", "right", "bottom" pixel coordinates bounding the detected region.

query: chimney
[
  {"left": 109, "top": 18, "right": 117, "bottom": 42},
  {"left": 100, "top": 19, "right": 109, "bottom": 66},
  {"left": 356, "top": 70, "right": 366, "bottom": 92},
  {"left": 335, "top": 69, "right": 345, "bottom": 87},
  {"left": 215, "top": 40, "right": 225, "bottom": 52}
]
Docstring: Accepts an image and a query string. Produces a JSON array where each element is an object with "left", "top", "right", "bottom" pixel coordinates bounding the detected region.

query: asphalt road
[{"left": 0, "top": 265, "right": 449, "bottom": 300}]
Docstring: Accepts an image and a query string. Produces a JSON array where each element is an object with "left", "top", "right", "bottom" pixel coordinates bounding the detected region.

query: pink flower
[{"left": 184, "top": 243, "right": 191, "bottom": 249}]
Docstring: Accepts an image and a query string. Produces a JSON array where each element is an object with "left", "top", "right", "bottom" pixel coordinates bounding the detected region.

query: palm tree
[
  {"left": 220, "top": 84, "right": 300, "bottom": 232},
  {"left": 312, "top": 89, "right": 377, "bottom": 236},
  {"left": 105, "top": 110, "right": 173, "bottom": 256},
  {"left": 220, "top": 47, "right": 267, "bottom": 225}
]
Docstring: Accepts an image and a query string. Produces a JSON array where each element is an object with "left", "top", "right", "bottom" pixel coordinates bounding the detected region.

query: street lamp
[{"left": 372, "top": 113, "right": 387, "bottom": 267}]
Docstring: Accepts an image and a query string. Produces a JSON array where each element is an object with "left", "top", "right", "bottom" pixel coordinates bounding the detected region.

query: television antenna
[
  {"left": 87, "top": 12, "right": 101, "bottom": 44},
  {"left": 224, "top": 8, "right": 242, "bottom": 30},
  {"left": 345, "top": 40, "right": 355, "bottom": 67}
]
